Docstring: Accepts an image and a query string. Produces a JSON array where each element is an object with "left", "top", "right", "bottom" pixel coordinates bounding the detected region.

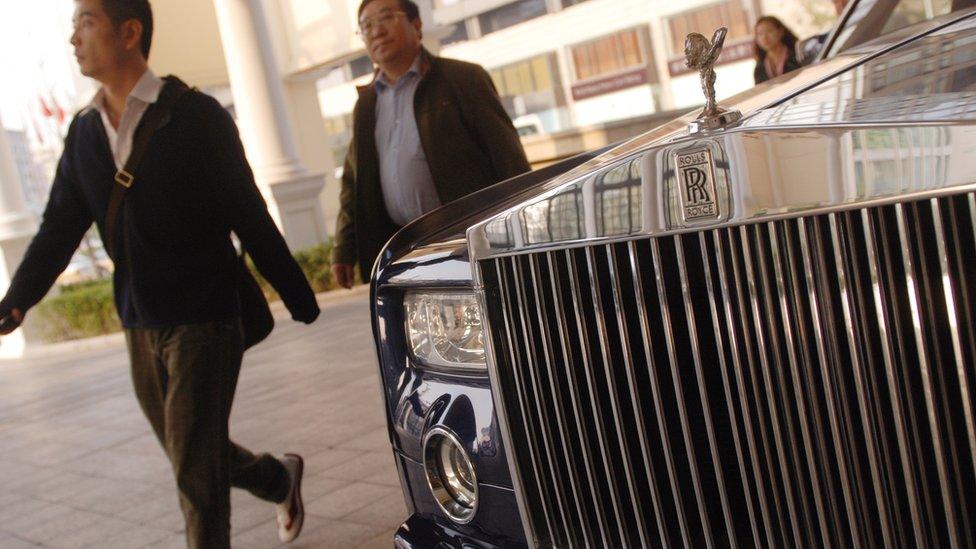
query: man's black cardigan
[{"left": 0, "top": 87, "right": 319, "bottom": 328}]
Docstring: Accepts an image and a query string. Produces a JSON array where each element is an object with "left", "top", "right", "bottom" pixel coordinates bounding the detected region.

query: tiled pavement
[{"left": 0, "top": 288, "right": 405, "bottom": 548}]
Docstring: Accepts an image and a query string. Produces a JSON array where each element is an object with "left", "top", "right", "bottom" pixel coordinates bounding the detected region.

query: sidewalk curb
[{"left": 3, "top": 284, "right": 371, "bottom": 362}]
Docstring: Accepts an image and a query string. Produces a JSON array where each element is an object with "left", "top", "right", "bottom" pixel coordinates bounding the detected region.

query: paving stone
[
  {"left": 0, "top": 533, "right": 41, "bottom": 548},
  {"left": 0, "top": 294, "right": 406, "bottom": 544},
  {"left": 357, "top": 528, "right": 400, "bottom": 549},
  {"left": 99, "top": 525, "right": 174, "bottom": 549},
  {"left": 305, "top": 482, "right": 401, "bottom": 520}
]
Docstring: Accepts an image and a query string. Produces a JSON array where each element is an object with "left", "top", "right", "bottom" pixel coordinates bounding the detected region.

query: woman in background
[{"left": 754, "top": 16, "right": 801, "bottom": 84}]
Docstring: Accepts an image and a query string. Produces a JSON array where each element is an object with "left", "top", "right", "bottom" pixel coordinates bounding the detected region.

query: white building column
[
  {"left": 211, "top": 0, "right": 327, "bottom": 252},
  {"left": 0, "top": 116, "right": 39, "bottom": 359}
]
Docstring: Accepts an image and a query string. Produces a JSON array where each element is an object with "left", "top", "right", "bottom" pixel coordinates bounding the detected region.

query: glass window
[
  {"left": 827, "top": 0, "right": 973, "bottom": 57},
  {"left": 570, "top": 29, "right": 645, "bottom": 81},
  {"left": 349, "top": 55, "right": 374, "bottom": 79},
  {"left": 488, "top": 53, "right": 569, "bottom": 133},
  {"left": 479, "top": 0, "right": 548, "bottom": 35},
  {"left": 442, "top": 21, "right": 469, "bottom": 45},
  {"left": 666, "top": 1, "right": 752, "bottom": 58}
]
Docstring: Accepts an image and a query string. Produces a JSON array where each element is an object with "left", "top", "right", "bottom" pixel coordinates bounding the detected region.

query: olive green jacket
[{"left": 332, "top": 50, "right": 531, "bottom": 281}]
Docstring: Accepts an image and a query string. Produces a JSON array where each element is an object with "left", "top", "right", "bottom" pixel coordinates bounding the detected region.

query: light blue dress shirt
[{"left": 374, "top": 55, "right": 441, "bottom": 226}]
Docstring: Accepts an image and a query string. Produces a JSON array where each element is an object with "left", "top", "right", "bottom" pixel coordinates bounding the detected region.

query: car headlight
[{"left": 404, "top": 291, "right": 486, "bottom": 372}]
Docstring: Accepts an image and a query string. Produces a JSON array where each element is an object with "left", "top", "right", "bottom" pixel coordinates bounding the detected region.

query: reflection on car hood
[{"left": 467, "top": 14, "right": 976, "bottom": 261}]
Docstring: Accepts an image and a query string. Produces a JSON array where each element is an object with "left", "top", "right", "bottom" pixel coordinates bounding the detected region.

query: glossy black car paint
[{"left": 370, "top": 151, "right": 610, "bottom": 545}]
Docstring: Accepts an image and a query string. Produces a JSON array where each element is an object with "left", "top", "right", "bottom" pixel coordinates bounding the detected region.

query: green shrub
[
  {"left": 248, "top": 239, "right": 338, "bottom": 301},
  {"left": 32, "top": 278, "right": 120, "bottom": 343}
]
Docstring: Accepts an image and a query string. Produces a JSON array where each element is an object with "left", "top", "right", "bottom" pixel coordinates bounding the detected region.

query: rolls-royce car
[{"left": 370, "top": 0, "right": 976, "bottom": 546}]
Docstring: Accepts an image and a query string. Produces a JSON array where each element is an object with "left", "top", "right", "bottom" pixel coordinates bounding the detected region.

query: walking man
[
  {"left": 331, "top": 0, "right": 531, "bottom": 287},
  {"left": 0, "top": 0, "right": 317, "bottom": 545}
]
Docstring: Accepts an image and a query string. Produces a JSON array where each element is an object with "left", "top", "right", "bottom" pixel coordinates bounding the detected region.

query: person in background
[
  {"left": 797, "top": 0, "right": 851, "bottom": 65},
  {"left": 330, "top": 0, "right": 531, "bottom": 288},
  {"left": 753, "top": 15, "right": 801, "bottom": 84}
]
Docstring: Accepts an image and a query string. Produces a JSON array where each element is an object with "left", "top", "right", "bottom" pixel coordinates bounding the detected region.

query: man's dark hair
[
  {"left": 101, "top": 0, "right": 153, "bottom": 58},
  {"left": 357, "top": 0, "right": 420, "bottom": 21}
]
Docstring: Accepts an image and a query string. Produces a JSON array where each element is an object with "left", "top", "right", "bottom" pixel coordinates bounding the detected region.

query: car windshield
[{"left": 827, "top": 0, "right": 976, "bottom": 57}]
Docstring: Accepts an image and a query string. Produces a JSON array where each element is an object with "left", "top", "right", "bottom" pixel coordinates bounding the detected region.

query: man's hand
[
  {"left": 0, "top": 308, "right": 24, "bottom": 335},
  {"left": 331, "top": 263, "right": 356, "bottom": 289}
]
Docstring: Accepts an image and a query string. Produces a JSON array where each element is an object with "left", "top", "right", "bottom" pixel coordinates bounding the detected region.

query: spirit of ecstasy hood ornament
[{"left": 684, "top": 27, "right": 742, "bottom": 134}]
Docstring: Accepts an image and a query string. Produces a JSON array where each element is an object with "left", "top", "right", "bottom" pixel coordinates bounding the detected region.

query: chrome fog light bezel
[{"left": 423, "top": 427, "right": 479, "bottom": 524}]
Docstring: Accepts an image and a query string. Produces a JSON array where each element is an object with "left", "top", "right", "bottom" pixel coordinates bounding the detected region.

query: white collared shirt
[{"left": 89, "top": 69, "right": 165, "bottom": 170}]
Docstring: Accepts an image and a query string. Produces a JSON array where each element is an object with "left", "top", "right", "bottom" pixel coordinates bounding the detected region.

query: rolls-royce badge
[
  {"left": 684, "top": 27, "right": 742, "bottom": 133},
  {"left": 675, "top": 148, "right": 720, "bottom": 222}
]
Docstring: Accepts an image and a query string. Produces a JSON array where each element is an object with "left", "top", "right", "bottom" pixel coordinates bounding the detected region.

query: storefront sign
[
  {"left": 668, "top": 40, "right": 754, "bottom": 76},
  {"left": 571, "top": 68, "right": 649, "bottom": 101}
]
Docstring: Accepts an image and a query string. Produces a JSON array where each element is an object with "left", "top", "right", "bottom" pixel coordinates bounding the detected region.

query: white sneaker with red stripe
[{"left": 276, "top": 453, "right": 305, "bottom": 542}]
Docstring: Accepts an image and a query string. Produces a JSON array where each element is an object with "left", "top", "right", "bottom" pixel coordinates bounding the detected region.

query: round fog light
[{"left": 423, "top": 427, "right": 478, "bottom": 523}]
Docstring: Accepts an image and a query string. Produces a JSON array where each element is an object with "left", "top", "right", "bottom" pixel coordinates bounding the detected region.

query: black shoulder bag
[{"left": 103, "top": 76, "right": 273, "bottom": 350}]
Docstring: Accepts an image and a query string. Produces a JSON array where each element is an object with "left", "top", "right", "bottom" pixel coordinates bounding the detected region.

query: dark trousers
[{"left": 125, "top": 318, "right": 289, "bottom": 549}]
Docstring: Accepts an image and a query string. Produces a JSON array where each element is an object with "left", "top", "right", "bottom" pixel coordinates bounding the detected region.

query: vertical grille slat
[
  {"left": 828, "top": 212, "right": 896, "bottom": 547},
  {"left": 739, "top": 224, "right": 806, "bottom": 547},
  {"left": 859, "top": 208, "right": 929, "bottom": 547},
  {"left": 527, "top": 253, "right": 596, "bottom": 548},
  {"left": 651, "top": 238, "right": 717, "bottom": 547},
  {"left": 768, "top": 221, "right": 833, "bottom": 546},
  {"left": 565, "top": 249, "right": 631, "bottom": 545},
  {"left": 673, "top": 234, "right": 740, "bottom": 547},
  {"left": 895, "top": 203, "right": 964, "bottom": 547},
  {"left": 931, "top": 198, "right": 976, "bottom": 540},
  {"left": 708, "top": 230, "right": 772, "bottom": 546},
  {"left": 606, "top": 243, "right": 672, "bottom": 546},
  {"left": 724, "top": 226, "right": 794, "bottom": 546},
  {"left": 544, "top": 251, "right": 614, "bottom": 548},
  {"left": 492, "top": 257, "right": 562, "bottom": 543},
  {"left": 797, "top": 217, "right": 864, "bottom": 547},
  {"left": 584, "top": 246, "right": 652, "bottom": 547},
  {"left": 480, "top": 192, "right": 976, "bottom": 547},
  {"left": 628, "top": 240, "right": 696, "bottom": 547}
]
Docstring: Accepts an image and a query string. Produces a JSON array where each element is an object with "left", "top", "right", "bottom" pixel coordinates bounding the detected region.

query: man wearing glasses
[{"left": 331, "top": 0, "right": 531, "bottom": 288}]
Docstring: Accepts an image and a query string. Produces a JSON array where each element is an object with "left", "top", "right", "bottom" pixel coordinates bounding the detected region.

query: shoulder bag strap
[{"left": 104, "top": 77, "right": 191, "bottom": 260}]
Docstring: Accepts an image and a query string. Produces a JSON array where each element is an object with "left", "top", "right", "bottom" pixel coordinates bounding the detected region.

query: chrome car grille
[{"left": 479, "top": 192, "right": 976, "bottom": 548}]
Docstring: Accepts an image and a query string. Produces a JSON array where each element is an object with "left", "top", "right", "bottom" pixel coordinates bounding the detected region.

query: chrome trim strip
[
  {"left": 474, "top": 258, "right": 539, "bottom": 546},
  {"left": 894, "top": 203, "right": 961, "bottom": 546},
  {"left": 527, "top": 253, "right": 592, "bottom": 547},
  {"left": 510, "top": 256, "right": 575, "bottom": 541},
  {"left": 931, "top": 198, "right": 976, "bottom": 500},
  {"left": 674, "top": 235, "right": 737, "bottom": 546},
  {"left": 739, "top": 224, "right": 804, "bottom": 546},
  {"left": 493, "top": 257, "right": 558, "bottom": 542},
  {"left": 709, "top": 230, "right": 771, "bottom": 544},
  {"left": 584, "top": 245, "right": 650, "bottom": 547},
  {"left": 860, "top": 208, "right": 927, "bottom": 545},
  {"left": 768, "top": 222, "right": 831, "bottom": 545},
  {"left": 627, "top": 240, "right": 694, "bottom": 547},
  {"left": 651, "top": 238, "right": 715, "bottom": 547},
  {"left": 566, "top": 249, "right": 630, "bottom": 543},
  {"left": 468, "top": 159, "right": 976, "bottom": 262},
  {"left": 544, "top": 251, "right": 613, "bottom": 547},
  {"left": 606, "top": 243, "right": 670, "bottom": 546}
]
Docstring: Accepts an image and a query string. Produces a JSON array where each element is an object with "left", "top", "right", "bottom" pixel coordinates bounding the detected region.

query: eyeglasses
[{"left": 357, "top": 10, "right": 407, "bottom": 37}]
